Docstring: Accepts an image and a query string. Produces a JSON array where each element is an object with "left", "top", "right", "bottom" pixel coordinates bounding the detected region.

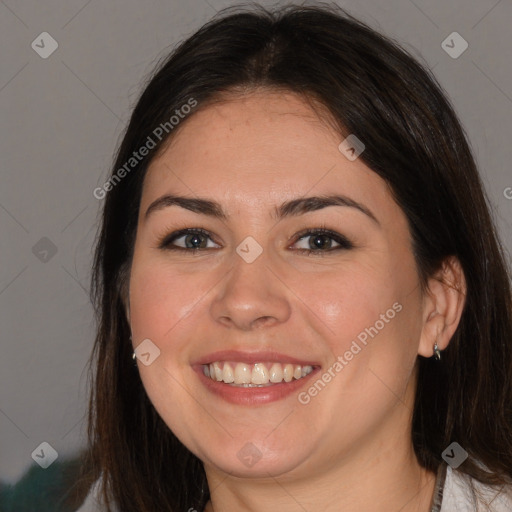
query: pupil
[
  {"left": 187, "top": 233, "right": 204, "bottom": 248},
  {"left": 312, "top": 235, "right": 330, "bottom": 250}
]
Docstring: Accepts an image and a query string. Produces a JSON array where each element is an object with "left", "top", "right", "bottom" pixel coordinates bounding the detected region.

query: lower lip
[{"left": 193, "top": 366, "right": 319, "bottom": 405}]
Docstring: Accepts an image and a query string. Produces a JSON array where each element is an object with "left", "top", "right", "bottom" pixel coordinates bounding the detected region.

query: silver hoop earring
[{"left": 433, "top": 342, "right": 441, "bottom": 361}]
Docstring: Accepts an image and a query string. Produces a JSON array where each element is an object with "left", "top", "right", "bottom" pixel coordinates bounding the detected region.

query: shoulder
[{"left": 441, "top": 465, "right": 512, "bottom": 511}]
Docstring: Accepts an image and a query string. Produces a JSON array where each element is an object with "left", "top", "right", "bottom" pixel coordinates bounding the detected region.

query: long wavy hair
[{"left": 73, "top": 3, "right": 512, "bottom": 511}]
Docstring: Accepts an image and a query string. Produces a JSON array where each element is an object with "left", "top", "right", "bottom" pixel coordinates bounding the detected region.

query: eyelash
[{"left": 157, "top": 225, "right": 354, "bottom": 256}]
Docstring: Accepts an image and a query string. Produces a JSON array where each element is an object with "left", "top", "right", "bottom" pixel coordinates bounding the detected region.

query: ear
[{"left": 418, "top": 256, "right": 467, "bottom": 358}]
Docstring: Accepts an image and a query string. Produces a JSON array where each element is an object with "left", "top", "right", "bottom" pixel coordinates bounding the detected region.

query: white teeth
[
  {"left": 213, "top": 362, "right": 223, "bottom": 381},
  {"left": 269, "top": 363, "right": 283, "bottom": 383},
  {"left": 301, "top": 365, "right": 313, "bottom": 377},
  {"left": 283, "top": 364, "right": 294, "bottom": 382},
  {"left": 234, "top": 363, "right": 252, "bottom": 384},
  {"left": 251, "top": 363, "right": 270, "bottom": 384},
  {"left": 204, "top": 361, "right": 314, "bottom": 386},
  {"left": 222, "top": 363, "right": 234, "bottom": 383}
]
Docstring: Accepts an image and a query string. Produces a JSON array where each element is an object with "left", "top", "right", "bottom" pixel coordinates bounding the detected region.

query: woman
[{"left": 75, "top": 3, "right": 512, "bottom": 511}]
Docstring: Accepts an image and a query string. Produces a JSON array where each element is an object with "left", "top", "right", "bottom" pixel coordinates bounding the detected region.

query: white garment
[
  {"left": 76, "top": 477, "right": 103, "bottom": 512},
  {"left": 77, "top": 466, "right": 512, "bottom": 511},
  {"left": 441, "top": 465, "right": 512, "bottom": 511}
]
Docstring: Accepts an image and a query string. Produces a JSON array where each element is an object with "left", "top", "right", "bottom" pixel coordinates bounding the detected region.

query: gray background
[{"left": 1, "top": 0, "right": 511, "bottom": 484}]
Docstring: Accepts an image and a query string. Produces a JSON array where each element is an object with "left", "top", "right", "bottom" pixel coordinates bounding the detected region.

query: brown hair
[{"left": 75, "top": 3, "right": 512, "bottom": 511}]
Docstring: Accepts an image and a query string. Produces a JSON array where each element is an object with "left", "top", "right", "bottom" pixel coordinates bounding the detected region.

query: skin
[{"left": 127, "top": 90, "right": 466, "bottom": 512}]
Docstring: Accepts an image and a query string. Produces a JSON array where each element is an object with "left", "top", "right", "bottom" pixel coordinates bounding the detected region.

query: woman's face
[{"left": 128, "top": 90, "right": 427, "bottom": 478}]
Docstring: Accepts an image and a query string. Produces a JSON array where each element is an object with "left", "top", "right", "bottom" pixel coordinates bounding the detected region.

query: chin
[{"left": 197, "top": 437, "right": 315, "bottom": 479}]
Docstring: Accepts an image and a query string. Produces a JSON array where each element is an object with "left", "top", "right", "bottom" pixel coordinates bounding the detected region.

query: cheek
[
  {"left": 128, "top": 255, "right": 215, "bottom": 348},
  {"left": 300, "top": 257, "right": 421, "bottom": 394},
  {"left": 294, "top": 262, "right": 398, "bottom": 350}
]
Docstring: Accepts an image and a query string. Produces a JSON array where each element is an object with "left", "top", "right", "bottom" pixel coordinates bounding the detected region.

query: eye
[
  {"left": 291, "top": 228, "right": 354, "bottom": 255},
  {"left": 158, "top": 228, "right": 220, "bottom": 251},
  {"left": 157, "top": 227, "right": 354, "bottom": 255}
]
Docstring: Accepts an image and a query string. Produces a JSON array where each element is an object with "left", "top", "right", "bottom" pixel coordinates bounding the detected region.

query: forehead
[
  {"left": 149, "top": 90, "right": 339, "bottom": 169},
  {"left": 139, "top": 91, "right": 395, "bottom": 225}
]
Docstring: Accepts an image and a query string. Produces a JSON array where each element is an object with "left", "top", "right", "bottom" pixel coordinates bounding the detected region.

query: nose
[{"left": 209, "top": 247, "right": 291, "bottom": 331}]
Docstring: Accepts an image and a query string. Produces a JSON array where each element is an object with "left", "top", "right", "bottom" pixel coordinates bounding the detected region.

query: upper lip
[{"left": 193, "top": 350, "right": 320, "bottom": 367}]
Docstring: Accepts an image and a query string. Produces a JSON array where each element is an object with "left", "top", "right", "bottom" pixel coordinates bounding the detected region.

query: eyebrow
[{"left": 144, "top": 194, "right": 380, "bottom": 226}]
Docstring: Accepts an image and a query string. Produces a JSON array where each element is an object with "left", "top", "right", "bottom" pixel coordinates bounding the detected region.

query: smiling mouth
[{"left": 202, "top": 361, "right": 315, "bottom": 387}]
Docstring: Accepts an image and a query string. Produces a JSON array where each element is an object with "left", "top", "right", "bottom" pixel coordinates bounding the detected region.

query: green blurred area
[{"left": 0, "top": 455, "right": 88, "bottom": 512}]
